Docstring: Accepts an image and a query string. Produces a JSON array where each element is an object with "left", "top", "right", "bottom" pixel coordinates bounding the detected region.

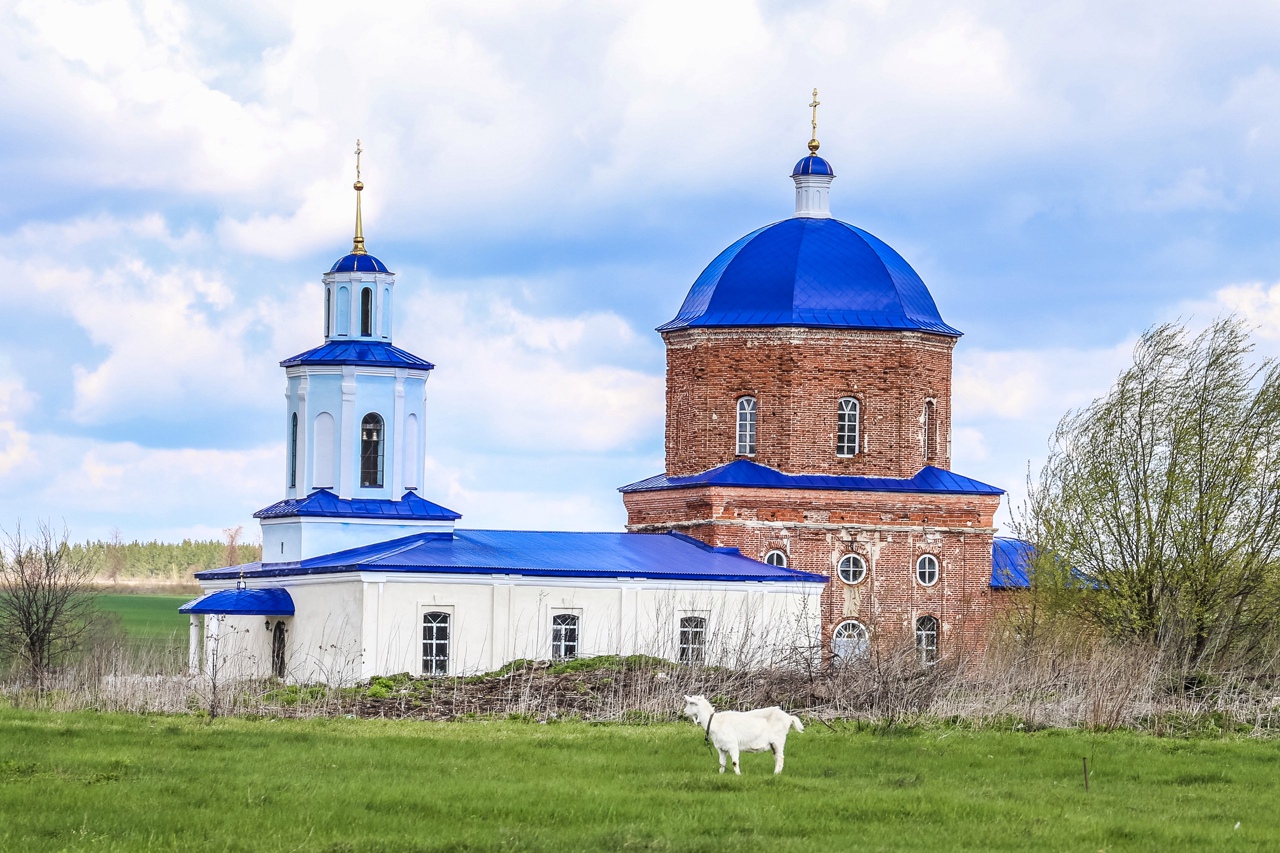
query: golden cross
[{"left": 808, "top": 88, "right": 821, "bottom": 154}]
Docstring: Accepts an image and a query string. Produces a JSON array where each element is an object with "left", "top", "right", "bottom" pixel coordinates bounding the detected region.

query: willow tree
[{"left": 1019, "top": 318, "right": 1280, "bottom": 670}]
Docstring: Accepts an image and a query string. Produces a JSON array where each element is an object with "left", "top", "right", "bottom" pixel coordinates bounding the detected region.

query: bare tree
[
  {"left": 104, "top": 527, "right": 125, "bottom": 584},
  {"left": 0, "top": 521, "right": 100, "bottom": 685},
  {"left": 223, "top": 525, "right": 242, "bottom": 568},
  {"left": 1017, "top": 318, "right": 1280, "bottom": 671}
]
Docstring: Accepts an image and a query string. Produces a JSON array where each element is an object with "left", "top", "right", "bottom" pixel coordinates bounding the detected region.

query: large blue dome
[
  {"left": 657, "top": 218, "right": 960, "bottom": 336},
  {"left": 329, "top": 252, "right": 391, "bottom": 274}
]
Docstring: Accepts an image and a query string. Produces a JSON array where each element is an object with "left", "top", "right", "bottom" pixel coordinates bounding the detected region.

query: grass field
[
  {"left": 0, "top": 709, "right": 1277, "bottom": 851},
  {"left": 96, "top": 593, "right": 190, "bottom": 651}
]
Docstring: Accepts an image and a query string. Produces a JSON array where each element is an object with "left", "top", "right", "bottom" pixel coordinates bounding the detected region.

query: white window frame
[
  {"left": 915, "top": 615, "right": 939, "bottom": 665},
  {"left": 836, "top": 397, "right": 860, "bottom": 457},
  {"left": 550, "top": 612, "right": 580, "bottom": 661},
  {"left": 764, "top": 550, "right": 787, "bottom": 568},
  {"left": 831, "top": 620, "right": 869, "bottom": 660},
  {"left": 421, "top": 608, "right": 452, "bottom": 676},
  {"left": 678, "top": 614, "right": 708, "bottom": 664},
  {"left": 837, "top": 554, "right": 867, "bottom": 585},
  {"left": 736, "top": 397, "right": 757, "bottom": 456},
  {"left": 916, "top": 554, "right": 940, "bottom": 586}
]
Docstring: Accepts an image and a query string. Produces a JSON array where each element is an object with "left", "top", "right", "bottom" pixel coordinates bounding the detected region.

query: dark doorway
[{"left": 272, "top": 621, "right": 287, "bottom": 678}]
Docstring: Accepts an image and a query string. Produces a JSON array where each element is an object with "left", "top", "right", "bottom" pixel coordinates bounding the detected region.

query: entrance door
[{"left": 271, "top": 621, "right": 287, "bottom": 678}]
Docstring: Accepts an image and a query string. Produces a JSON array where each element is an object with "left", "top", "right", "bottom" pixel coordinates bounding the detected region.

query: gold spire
[
  {"left": 351, "top": 139, "right": 367, "bottom": 255},
  {"left": 808, "top": 88, "right": 821, "bottom": 155}
]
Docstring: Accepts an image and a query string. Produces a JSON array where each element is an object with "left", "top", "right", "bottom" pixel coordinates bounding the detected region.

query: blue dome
[
  {"left": 792, "top": 155, "right": 834, "bottom": 177},
  {"left": 657, "top": 218, "right": 961, "bottom": 336},
  {"left": 329, "top": 252, "right": 391, "bottom": 274}
]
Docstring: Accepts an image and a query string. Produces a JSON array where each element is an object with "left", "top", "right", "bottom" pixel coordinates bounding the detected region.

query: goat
[{"left": 683, "top": 694, "right": 804, "bottom": 775}]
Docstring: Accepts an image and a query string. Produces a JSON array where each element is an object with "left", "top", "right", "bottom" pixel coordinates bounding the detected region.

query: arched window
[
  {"left": 360, "top": 413, "right": 385, "bottom": 488},
  {"left": 360, "top": 287, "right": 373, "bottom": 337},
  {"left": 837, "top": 397, "right": 860, "bottom": 457},
  {"left": 764, "top": 550, "right": 787, "bottom": 568},
  {"left": 551, "top": 614, "right": 579, "bottom": 661},
  {"left": 422, "top": 612, "right": 450, "bottom": 674},
  {"left": 915, "top": 615, "right": 939, "bottom": 665},
  {"left": 831, "top": 620, "right": 869, "bottom": 660},
  {"left": 679, "top": 616, "right": 707, "bottom": 663},
  {"left": 837, "top": 554, "right": 866, "bottom": 585},
  {"left": 736, "top": 397, "right": 757, "bottom": 456},
  {"left": 271, "top": 621, "right": 287, "bottom": 678},
  {"left": 289, "top": 412, "right": 298, "bottom": 489},
  {"left": 916, "top": 554, "right": 939, "bottom": 586},
  {"left": 324, "top": 288, "right": 331, "bottom": 338},
  {"left": 923, "top": 400, "right": 937, "bottom": 461}
]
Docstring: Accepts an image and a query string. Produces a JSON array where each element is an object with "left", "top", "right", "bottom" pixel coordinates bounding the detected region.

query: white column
[
  {"left": 392, "top": 370, "right": 406, "bottom": 496},
  {"left": 339, "top": 366, "right": 357, "bottom": 499},
  {"left": 188, "top": 616, "right": 201, "bottom": 675}
]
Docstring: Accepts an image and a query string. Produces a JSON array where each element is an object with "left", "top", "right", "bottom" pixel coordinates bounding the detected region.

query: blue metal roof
[
  {"left": 254, "top": 489, "right": 462, "bottom": 521},
  {"left": 620, "top": 460, "right": 1004, "bottom": 496},
  {"left": 657, "top": 217, "right": 961, "bottom": 336},
  {"left": 991, "top": 537, "right": 1035, "bottom": 589},
  {"left": 195, "top": 529, "right": 828, "bottom": 584},
  {"left": 280, "top": 341, "right": 435, "bottom": 370},
  {"left": 179, "top": 587, "right": 295, "bottom": 616},
  {"left": 792, "top": 155, "right": 834, "bottom": 176},
  {"left": 329, "top": 252, "right": 391, "bottom": 274}
]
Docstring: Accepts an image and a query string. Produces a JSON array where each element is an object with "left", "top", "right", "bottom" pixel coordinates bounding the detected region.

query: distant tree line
[{"left": 70, "top": 528, "right": 262, "bottom": 582}]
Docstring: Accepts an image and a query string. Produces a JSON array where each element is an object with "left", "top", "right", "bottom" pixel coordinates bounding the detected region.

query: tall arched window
[
  {"left": 916, "top": 615, "right": 939, "bottom": 665},
  {"left": 360, "top": 413, "right": 385, "bottom": 488},
  {"left": 360, "top": 287, "right": 373, "bottom": 337},
  {"left": 271, "top": 621, "right": 287, "bottom": 678},
  {"left": 551, "top": 614, "right": 579, "bottom": 661},
  {"left": 422, "top": 611, "right": 450, "bottom": 674},
  {"left": 837, "top": 397, "right": 860, "bottom": 457},
  {"left": 736, "top": 397, "right": 757, "bottom": 456},
  {"left": 289, "top": 412, "right": 298, "bottom": 489},
  {"left": 923, "top": 400, "right": 937, "bottom": 461},
  {"left": 831, "top": 620, "right": 869, "bottom": 660}
]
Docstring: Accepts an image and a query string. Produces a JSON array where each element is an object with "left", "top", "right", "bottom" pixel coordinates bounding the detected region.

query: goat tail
[{"left": 790, "top": 715, "right": 805, "bottom": 733}]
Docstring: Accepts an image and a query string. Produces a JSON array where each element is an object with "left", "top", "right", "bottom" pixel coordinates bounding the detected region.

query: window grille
[
  {"left": 765, "top": 550, "right": 787, "bottom": 568},
  {"left": 551, "top": 613, "right": 579, "bottom": 661},
  {"left": 923, "top": 400, "right": 937, "bottom": 461},
  {"left": 360, "top": 413, "right": 384, "bottom": 488},
  {"left": 837, "top": 397, "right": 860, "bottom": 457},
  {"left": 679, "top": 616, "right": 707, "bottom": 663},
  {"left": 831, "top": 620, "right": 868, "bottom": 660},
  {"left": 915, "top": 615, "right": 939, "bottom": 665},
  {"left": 916, "top": 554, "right": 939, "bottom": 586},
  {"left": 837, "top": 554, "right": 866, "bottom": 584},
  {"left": 360, "top": 287, "right": 373, "bottom": 336},
  {"left": 736, "top": 397, "right": 757, "bottom": 456},
  {"left": 422, "top": 611, "right": 450, "bottom": 674},
  {"left": 289, "top": 412, "right": 298, "bottom": 489}
]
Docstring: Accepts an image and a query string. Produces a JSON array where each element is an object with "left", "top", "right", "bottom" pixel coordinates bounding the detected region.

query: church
[{"left": 181, "top": 111, "right": 1031, "bottom": 683}]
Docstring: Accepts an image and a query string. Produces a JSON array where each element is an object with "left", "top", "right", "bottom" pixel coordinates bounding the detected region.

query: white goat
[{"left": 683, "top": 694, "right": 804, "bottom": 775}]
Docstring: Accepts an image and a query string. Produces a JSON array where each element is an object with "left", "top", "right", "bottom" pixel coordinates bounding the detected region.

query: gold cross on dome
[
  {"left": 808, "top": 88, "right": 821, "bottom": 154},
  {"left": 355, "top": 139, "right": 362, "bottom": 183}
]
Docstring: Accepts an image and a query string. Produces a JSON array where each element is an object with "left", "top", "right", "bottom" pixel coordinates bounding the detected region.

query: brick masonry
[{"left": 623, "top": 325, "right": 1006, "bottom": 658}]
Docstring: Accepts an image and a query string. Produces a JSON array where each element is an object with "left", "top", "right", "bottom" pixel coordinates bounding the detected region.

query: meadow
[
  {"left": 0, "top": 708, "right": 1277, "bottom": 852},
  {"left": 96, "top": 594, "right": 191, "bottom": 651}
]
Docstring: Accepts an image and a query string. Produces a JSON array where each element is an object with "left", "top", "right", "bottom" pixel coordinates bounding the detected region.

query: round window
[
  {"left": 764, "top": 550, "right": 787, "bottom": 567},
  {"left": 831, "top": 620, "right": 869, "bottom": 660},
  {"left": 837, "top": 554, "right": 866, "bottom": 584},
  {"left": 916, "top": 554, "right": 939, "bottom": 586}
]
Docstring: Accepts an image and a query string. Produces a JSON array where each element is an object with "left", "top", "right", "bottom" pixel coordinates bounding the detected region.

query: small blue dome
[
  {"left": 329, "top": 252, "right": 391, "bottom": 274},
  {"left": 657, "top": 218, "right": 960, "bottom": 336},
  {"left": 792, "top": 155, "right": 834, "bottom": 177}
]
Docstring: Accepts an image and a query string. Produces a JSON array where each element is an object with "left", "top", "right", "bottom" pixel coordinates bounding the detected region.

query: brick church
[{"left": 620, "top": 122, "right": 1029, "bottom": 660}]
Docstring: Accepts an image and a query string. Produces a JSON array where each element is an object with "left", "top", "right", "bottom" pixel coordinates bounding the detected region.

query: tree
[
  {"left": 0, "top": 521, "right": 100, "bottom": 685},
  {"left": 1018, "top": 318, "right": 1280, "bottom": 670}
]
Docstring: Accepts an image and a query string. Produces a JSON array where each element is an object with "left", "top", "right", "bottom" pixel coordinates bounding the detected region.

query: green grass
[
  {"left": 0, "top": 709, "right": 1277, "bottom": 851},
  {"left": 96, "top": 594, "right": 190, "bottom": 651}
]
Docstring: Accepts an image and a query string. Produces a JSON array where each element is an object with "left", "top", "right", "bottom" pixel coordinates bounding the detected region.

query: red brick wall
[
  {"left": 623, "top": 485, "right": 1001, "bottom": 656},
  {"left": 662, "top": 327, "right": 956, "bottom": 478}
]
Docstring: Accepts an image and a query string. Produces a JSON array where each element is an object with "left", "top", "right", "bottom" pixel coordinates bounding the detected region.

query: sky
[{"left": 4, "top": 0, "right": 1280, "bottom": 543}]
